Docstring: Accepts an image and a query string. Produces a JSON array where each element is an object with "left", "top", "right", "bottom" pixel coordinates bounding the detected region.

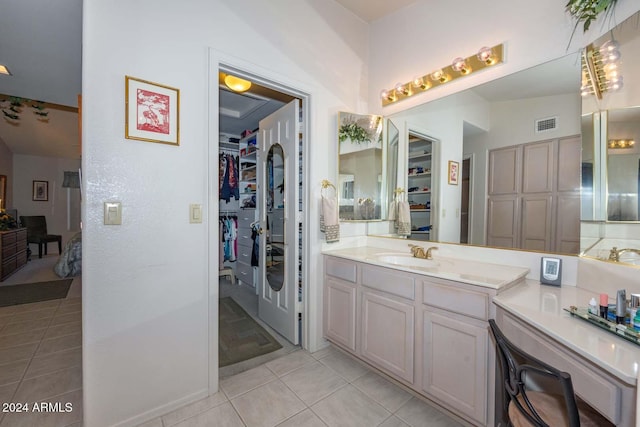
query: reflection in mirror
[
  {"left": 607, "top": 107, "right": 640, "bottom": 221},
  {"left": 385, "top": 120, "right": 399, "bottom": 213},
  {"left": 338, "top": 112, "right": 383, "bottom": 220},
  {"left": 376, "top": 53, "right": 582, "bottom": 255},
  {"left": 266, "top": 144, "right": 285, "bottom": 292},
  {"left": 579, "top": 11, "right": 640, "bottom": 266},
  {"left": 581, "top": 113, "right": 595, "bottom": 221},
  {"left": 0, "top": 175, "right": 6, "bottom": 209}
]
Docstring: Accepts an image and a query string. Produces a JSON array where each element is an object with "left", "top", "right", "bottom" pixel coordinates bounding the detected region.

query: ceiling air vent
[{"left": 535, "top": 116, "right": 558, "bottom": 133}]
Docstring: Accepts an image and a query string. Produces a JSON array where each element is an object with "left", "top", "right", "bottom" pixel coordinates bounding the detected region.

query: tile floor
[
  {"left": 0, "top": 259, "right": 466, "bottom": 427},
  {"left": 0, "top": 255, "right": 83, "bottom": 427}
]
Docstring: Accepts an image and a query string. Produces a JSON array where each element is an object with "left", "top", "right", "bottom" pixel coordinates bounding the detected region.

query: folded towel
[
  {"left": 397, "top": 201, "right": 411, "bottom": 236},
  {"left": 321, "top": 195, "right": 340, "bottom": 242}
]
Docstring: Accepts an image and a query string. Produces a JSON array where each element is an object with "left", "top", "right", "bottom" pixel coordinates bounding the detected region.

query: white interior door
[{"left": 257, "top": 100, "right": 300, "bottom": 344}]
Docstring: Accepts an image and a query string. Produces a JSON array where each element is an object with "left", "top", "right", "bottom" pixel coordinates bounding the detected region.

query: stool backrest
[{"left": 489, "top": 319, "right": 580, "bottom": 427}]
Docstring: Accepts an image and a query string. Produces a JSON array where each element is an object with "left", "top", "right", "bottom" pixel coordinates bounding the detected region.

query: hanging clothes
[
  {"left": 220, "top": 153, "right": 240, "bottom": 202},
  {"left": 251, "top": 223, "right": 259, "bottom": 267},
  {"left": 221, "top": 215, "right": 238, "bottom": 262}
]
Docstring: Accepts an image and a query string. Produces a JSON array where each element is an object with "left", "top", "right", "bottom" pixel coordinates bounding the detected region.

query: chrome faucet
[
  {"left": 609, "top": 247, "right": 640, "bottom": 262},
  {"left": 409, "top": 244, "right": 438, "bottom": 260}
]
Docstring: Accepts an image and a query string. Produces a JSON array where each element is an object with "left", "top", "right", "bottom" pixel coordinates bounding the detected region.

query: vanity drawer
[
  {"left": 362, "top": 264, "right": 415, "bottom": 300},
  {"left": 422, "top": 278, "right": 489, "bottom": 321},
  {"left": 326, "top": 257, "right": 357, "bottom": 283}
]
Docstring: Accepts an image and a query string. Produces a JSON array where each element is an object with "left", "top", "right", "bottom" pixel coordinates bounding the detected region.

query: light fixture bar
[
  {"left": 381, "top": 44, "right": 504, "bottom": 107},
  {"left": 582, "top": 44, "right": 603, "bottom": 100},
  {"left": 0, "top": 65, "right": 11, "bottom": 75}
]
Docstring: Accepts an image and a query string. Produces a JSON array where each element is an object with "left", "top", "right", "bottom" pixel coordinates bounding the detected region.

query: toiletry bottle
[
  {"left": 631, "top": 307, "right": 638, "bottom": 328},
  {"left": 634, "top": 311, "right": 640, "bottom": 332},
  {"left": 588, "top": 297, "right": 598, "bottom": 315},
  {"left": 616, "top": 290, "right": 627, "bottom": 324},
  {"left": 599, "top": 293, "right": 609, "bottom": 319}
]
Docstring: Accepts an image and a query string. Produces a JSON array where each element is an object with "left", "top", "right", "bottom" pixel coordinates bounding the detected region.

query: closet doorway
[{"left": 216, "top": 65, "right": 308, "bottom": 379}]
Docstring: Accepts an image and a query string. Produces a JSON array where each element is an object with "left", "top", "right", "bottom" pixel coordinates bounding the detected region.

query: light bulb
[
  {"left": 580, "top": 84, "right": 591, "bottom": 97},
  {"left": 412, "top": 76, "right": 428, "bottom": 90},
  {"left": 452, "top": 57, "right": 470, "bottom": 74},
  {"left": 430, "top": 69, "right": 447, "bottom": 83},
  {"left": 610, "top": 76, "right": 623, "bottom": 91},
  {"left": 395, "top": 82, "right": 409, "bottom": 96},
  {"left": 477, "top": 47, "right": 495, "bottom": 64},
  {"left": 600, "top": 40, "right": 620, "bottom": 53},
  {"left": 380, "top": 89, "right": 395, "bottom": 102},
  {"left": 602, "top": 49, "right": 621, "bottom": 64}
]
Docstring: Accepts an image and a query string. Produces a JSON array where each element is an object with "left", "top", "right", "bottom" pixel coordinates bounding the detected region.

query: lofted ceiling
[{"left": 333, "top": 0, "right": 418, "bottom": 22}]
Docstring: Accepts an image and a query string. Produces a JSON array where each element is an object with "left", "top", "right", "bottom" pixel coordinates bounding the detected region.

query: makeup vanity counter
[{"left": 494, "top": 282, "right": 638, "bottom": 426}]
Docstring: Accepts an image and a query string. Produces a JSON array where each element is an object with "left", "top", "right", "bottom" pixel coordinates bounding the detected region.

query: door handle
[{"left": 257, "top": 227, "right": 264, "bottom": 235}]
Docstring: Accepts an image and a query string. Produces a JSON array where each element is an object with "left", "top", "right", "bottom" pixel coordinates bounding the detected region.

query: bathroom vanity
[
  {"left": 322, "top": 246, "right": 529, "bottom": 427},
  {"left": 323, "top": 245, "right": 638, "bottom": 426}
]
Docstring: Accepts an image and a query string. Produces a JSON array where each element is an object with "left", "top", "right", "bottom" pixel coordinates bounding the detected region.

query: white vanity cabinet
[
  {"left": 421, "top": 277, "right": 495, "bottom": 425},
  {"left": 323, "top": 257, "right": 357, "bottom": 352},
  {"left": 323, "top": 255, "right": 498, "bottom": 427},
  {"left": 360, "top": 264, "right": 415, "bottom": 383}
]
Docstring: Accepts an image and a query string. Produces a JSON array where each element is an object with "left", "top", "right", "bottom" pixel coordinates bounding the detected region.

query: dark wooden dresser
[{"left": 1, "top": 228, "right": 28, "bottom": 281}]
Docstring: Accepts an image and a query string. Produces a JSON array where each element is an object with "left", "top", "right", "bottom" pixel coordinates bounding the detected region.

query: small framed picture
[
  {"left": 32, "top": 180, "right": 48, "bottom": 201},
  {"left": 448, "top": 161, "right": 459, "bottom": 185},
  {"left": 125, "top": 76, "right": 180, "bottom": 146}
]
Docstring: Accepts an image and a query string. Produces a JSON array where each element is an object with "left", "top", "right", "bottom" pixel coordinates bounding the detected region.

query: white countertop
[
  {"left": 322, "top": 246, "right": 529, "bottom": 290},
  {"left": 494, "top": 281, "right": 640, "bottom": 385}
]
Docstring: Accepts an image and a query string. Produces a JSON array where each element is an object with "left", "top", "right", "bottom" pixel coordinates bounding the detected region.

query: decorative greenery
[
  {"left": 0, "top": 210, "right": 17, "bottom": 231},
  {"left": 339, "top": 122, "right": 371, "bottom": 144},
  {"left": 0, "top": 96, "right": 49, "bottom": 121},
  {"left": 566, "top": 0, "right": 618, "bottom": 40}
]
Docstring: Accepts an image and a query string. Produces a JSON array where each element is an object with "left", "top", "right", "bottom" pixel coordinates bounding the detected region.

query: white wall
[
  {"left": 0, "top": 139, "right": 12, "bottom": 208},
  {"left": 82, "top": 0, "right": 368, "bottom": 425},
  {"left": 12, "top": 154, "right": 81, "bottom": 243}
]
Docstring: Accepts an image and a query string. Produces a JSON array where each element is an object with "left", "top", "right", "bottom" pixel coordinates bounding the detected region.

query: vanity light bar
[
  {"left": 380, "top": 44, "right": 504, "bottom": 107},
  {"left": 608, "top": 139, "right": 635, "bottom": 149}
]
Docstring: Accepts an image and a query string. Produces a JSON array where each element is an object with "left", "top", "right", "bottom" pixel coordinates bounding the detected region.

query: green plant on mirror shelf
[
  {"left": 0, "top": 96, "right": 49, "bottom": 122},
  {"left": 338, "top": 113, "right": 382, "bottom": 144}
]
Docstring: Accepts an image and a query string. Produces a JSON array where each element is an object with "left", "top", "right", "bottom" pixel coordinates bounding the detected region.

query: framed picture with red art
[
  {"left": 125, "top": 76, "right": 180, "bottom": 146},
  {"left": 448, "top": 160, "right": 459, "bottom": 185}
]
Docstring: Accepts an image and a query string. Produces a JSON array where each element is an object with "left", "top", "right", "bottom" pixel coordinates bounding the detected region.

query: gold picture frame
[
  {"left": 448, "top": 161, "right": 459, "bottom": 185},
  {"left": 125, "top": 76, "right": 180, "bottom": 146}
]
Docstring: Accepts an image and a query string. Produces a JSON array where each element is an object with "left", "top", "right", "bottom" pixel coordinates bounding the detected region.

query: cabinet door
[
  {"left": 488, "top": 146, "right": 520, "bottom": 195},
  {"left": 361, "top": 289, "right": 414, "bottom": 383},
  {"left": 423, "top": 310, "right": 487, "bottom": 425},
  {"left": 486, "top": 195, "right": 519, "bottom": 248},
  {"left": 520, "top": 194, "right": 553, "bottom": 252},
  {"left": 555, "top": 193, "right": 580, "bottom": 254},
  {"left": 323, "top": 277, "right": 357, "bottom": 352},
  {"left": 522, "top": 140, "right": 554, "bottom": 193}
]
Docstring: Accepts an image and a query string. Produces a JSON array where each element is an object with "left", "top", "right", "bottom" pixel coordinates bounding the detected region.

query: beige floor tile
[
  {"left": 174, "top": 401, "right": 244, "bottom": 427},
  {"left": 43, "top": 321, "right": 82, "bottom": 340},
  {"left": 276, "top": 408, "right": 327, "bottom": 427},
  {"left": 379, "top": 415, "right": 411, "bottom": 427},
  {"left": 0, "top": 381, "right": 19, "bottom": 403},
  {"left": 162, "top": 392, "right": 228, "bottom": 426},
  {"left": 35, "top": 333, "right": 82, "bottom": 356},
  {"left": 135, "top": 417, "right": 163, "bottom": 427},
  {"left": 318, "top": 350, "right": 369, "bottom": 382},
  {"left": 394, "top": 397, "right": 463, "bottom": 427},
  {"left": 9, "top": 307, "right": 57, "bottom": 324},
  {"left": 220, "top": 365, "right": 276, "bottom": 399},
  {"left": 0, "top": 360, "right": 29, "bottom": 386},
  {"left": 280, "top": 361, "right": 346, "bottom": 406},
  {"left": 59, "top": 297, "right": 81, "bottom": 306},
  {"left": 265, "top": 350, "right": 315, "bottom": 377},
  {"left": 311, "top": 385, "right": 390, "bottom": 427},
  {"left": 0, "top": 328, "right": 46, "bottom": 349},
  {"left": 309, "top": 345, "right": 336, "bottom": 360},
  {"left": 13, "top": 365, "right": 82, "bottom": 402},
  {"left": 12, "top": 300, "right": 61, "bottom": 315},
  {"left": 55, "top": 303, "right": 81, "bottom": 316},
  {"left": 50, "top": 311, "right": 81, "bottom": 326},
  {"left": 24, "top": 347, "right": 82, "bottom": 380},
  {"left": 352, "top": 371, "right": 412, "bottom": 412},
  {"left": 231, "top": 380, "right": 305, "bottom": 427},
  {"left": 0, "top": 318, "right": 51, "bottom": 336},
  {"left": 0, "top": 342, "right": 38, "bottom": 365},
  {"left": 0, "top": 388, "right": 82, "bottom": 427},
  {"left": 0, "top": 306, "right": 18, "bottom": 319}
]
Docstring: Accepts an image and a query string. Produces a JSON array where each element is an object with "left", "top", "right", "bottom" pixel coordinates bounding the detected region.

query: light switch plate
[
  {"left": 190, "top": 204, "right": 202, "bottom": 224},
  {"left": 104, "top": 202, "right": 122, "bottom": 225}
]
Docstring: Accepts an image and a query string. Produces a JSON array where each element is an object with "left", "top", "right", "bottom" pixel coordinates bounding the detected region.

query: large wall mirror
[{"left": 364, "top": 11, "right": 640, "bottom": 266}]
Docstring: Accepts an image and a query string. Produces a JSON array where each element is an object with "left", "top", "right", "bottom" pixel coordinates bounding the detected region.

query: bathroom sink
[{"left": 367, "top": 254, "right": 442, "bottom": 269}]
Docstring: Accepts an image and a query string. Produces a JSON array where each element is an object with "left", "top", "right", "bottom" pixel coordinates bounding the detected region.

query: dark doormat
[
  {"left": 0, "top": 279, "right": 73, "bottom": 307},
  {"left": 219, "top": 297, "right": 282, "bottom": 367}
]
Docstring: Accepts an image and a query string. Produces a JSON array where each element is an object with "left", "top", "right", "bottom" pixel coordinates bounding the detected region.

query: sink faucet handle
[
  {"left": 426, "top": 246, "right": 438, "bottom": 260},
  {"left": 609, "top": 247, "right": 619, "bottom": 262}
]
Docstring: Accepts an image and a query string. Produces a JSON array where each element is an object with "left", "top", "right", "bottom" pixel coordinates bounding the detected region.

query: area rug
[
  {"left": 219, "top": 297, "right": 282, "bottom": 367},
  {"left": 0, "top": 279, "right": 73, "bottom": 307}
]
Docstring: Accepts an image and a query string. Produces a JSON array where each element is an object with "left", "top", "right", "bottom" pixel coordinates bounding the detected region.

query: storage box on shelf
[
  {"left": 239, "top": 133, "right": 258, "bottom": 210},
  {"left": 408, "top": 135, "right": 433, "bottom": 240}
]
